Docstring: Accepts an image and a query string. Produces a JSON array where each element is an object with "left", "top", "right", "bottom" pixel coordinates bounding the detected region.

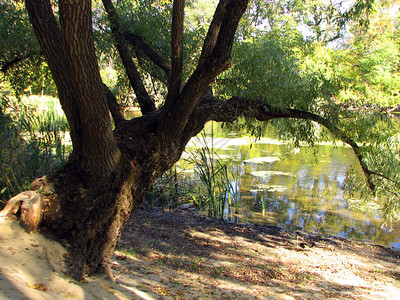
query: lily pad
[
  {"left": 244, "top": 157, "right": 280, "bottom": 164},
  {"left": 251, "top": 171, "right": 296, "bottom": 177},
  {"left": 250, "top": 185, "right": 287, "bottom": 192}
]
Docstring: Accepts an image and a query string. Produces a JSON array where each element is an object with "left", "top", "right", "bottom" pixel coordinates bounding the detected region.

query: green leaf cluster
[{"left": 0, "top": 1, "right": 55, "bottom": 96}]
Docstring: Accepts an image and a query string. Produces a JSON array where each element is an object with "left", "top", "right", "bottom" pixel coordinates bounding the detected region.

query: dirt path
[{"left": 0, "top": 208, "right": 399, "bottom": 299}]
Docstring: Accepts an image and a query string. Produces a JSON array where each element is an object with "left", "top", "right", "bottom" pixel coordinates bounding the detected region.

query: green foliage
[
  {"left": 218, "top": 34, "right": 305, "bottom": 103},
  {"left": 94, "top": 0, "right": 219, "bottom": 106},
  {"left": 238, "top": 0, "right": 373, "bottom": 43},
  {"left": 0, "top": 1, "right": 55, "bottom": 96},
  {"left": 145, "top": 166, "right": 183, "bottom": 209},
  {"left": 0, "top": 1, "right": 37, "bottom": 64},
  {"left": 305, "top": 1, "right": 400, "bottom": 107},
  {"left": 0, "top": 94, "right": 70, "bottom": 203},
  {"left": 215, "top": 29, "right": 337, "bottom": 144}
]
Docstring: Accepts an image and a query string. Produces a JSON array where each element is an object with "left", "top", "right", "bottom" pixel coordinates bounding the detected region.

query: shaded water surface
[{"left": 178, "top": 125, "right": 400, "bottom": 249}]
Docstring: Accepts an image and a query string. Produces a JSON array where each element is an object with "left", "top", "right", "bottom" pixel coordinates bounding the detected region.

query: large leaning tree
[{"left": 1, "top": 0, "right": 399, "bottom": 280}]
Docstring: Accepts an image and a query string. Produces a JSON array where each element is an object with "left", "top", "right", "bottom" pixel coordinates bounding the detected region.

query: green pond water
[{"left": 177, "top": 123, "right": 400, "bottom": 249}]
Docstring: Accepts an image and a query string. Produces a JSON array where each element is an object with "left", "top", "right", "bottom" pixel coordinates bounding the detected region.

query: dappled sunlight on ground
[
  {"left": 118, "top": 208, "right": 400, "bottom": 299},
  {"left": 0, "top": 209, "right": 400, "bottom": 299}
]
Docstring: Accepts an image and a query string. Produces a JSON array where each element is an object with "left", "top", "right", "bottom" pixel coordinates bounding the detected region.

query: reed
[
  {"left": 0, "top": 95, "right": 70, "bottom": 204},
  {"left": 188, "top": 133, "right": 233, "bottom": 220}
]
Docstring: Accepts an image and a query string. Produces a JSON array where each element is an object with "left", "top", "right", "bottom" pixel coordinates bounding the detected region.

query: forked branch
[
  {"left": 1, "top": 54, "right": 31, "bottom": 73},
  {"left": 102, "top": 0, "right": 156, "bottom": 114},
  {"left": 159, "top": 0, "right": 249, "bottom": 141}
]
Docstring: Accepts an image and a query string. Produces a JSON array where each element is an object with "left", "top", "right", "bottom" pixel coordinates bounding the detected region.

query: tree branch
[
  {"left": 1, "top": 54, "right": 31, "bottom": 73},
  {"left": 166, "top": 0, "right": 185, "bottom": 103},
  {"left": 25, "top": 0, "right": 83, "bottom": 154},
  {"left": 187, "top": 96, "right": 376, "bottom": 193},
  {"left": 103, "top": 84, "right": 125, "bottom": 125},
  {"left": 197, "top": 0, "right": 229, "bottom": 66},
  {"left": 369, "top": 170, "right": 399, "bottom": 186},
  {"left": 159, "top": 0, "right": 249, "bottom": 141},
  {"left": 102, "top": 0, "right": 156, "bottom": 114},
  {"left": 124, "top": 32, "right": 171, "bottom": 76},
  {"left": 59, "top": 0, "right": 120, "bottom": 174}
]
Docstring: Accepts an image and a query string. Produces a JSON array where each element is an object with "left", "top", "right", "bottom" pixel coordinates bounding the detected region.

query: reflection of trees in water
[
  {"left": 179, "top": 136, "right": 398, "bottom": 246},
  {"left": 236, "top": 165, "right": 389, "bottom": 244}
]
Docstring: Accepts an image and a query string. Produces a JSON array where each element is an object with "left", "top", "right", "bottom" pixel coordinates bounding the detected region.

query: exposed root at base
[{"left": 0, "top": 190, "right": 43, "bottom": 233}]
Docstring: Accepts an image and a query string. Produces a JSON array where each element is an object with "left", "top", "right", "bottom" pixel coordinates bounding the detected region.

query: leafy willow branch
[{"left": 191, "top": 96, "right": 378, "bottom": 192}]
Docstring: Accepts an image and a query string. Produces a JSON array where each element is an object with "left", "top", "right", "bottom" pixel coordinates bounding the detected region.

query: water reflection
[{"left": 179, "top": 126, "right": 400, "bottom": 249}]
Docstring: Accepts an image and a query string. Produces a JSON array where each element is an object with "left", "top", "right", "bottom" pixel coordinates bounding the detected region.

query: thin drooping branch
[
  {"left": 124, "top": 32, "right": 171, "bottom": 75},
  {"left": 369, "top": 170, "right": 398, "bottom": 185},
  {"left": 159, "top": 0, "right": 249, "bottom": 141},
  {"left": 187, "top": 96, "right": 376, "bottom": 192},
  {"left": 102, "top": 0, "right": 156, "bottom": 114},
  {"left": 167, "top": 0, "right": 185, "bottom": 103}
]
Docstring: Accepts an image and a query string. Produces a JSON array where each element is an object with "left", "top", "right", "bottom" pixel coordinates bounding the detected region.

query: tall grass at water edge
[
  {"left": 185, "top": 132, "right": 239, "bottom": 220},
  {"left": 144, "top": 132, "right": 239, "bottom": 221},
  {"left": 187, "top": 143, "right": 229, "bottom": 219},
  {"left": 0, "top": 95, "right": 70, "bottom": 205}
]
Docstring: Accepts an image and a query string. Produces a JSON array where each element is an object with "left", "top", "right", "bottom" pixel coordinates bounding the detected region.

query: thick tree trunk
[
  {"left": 22, "top": 1, "right": 159, "bottom": 280},
  {"left": 30, "top": 153, "right": 158, "bottom": 281},
  {"left": 36, "top": 131, "right": 182, "bottom": 280},
  {"left": 0, "top": 114, "right": 183, "bottom": 280},
  {"left": 25, "top": 159, "right": 128, "bottom": 279}
]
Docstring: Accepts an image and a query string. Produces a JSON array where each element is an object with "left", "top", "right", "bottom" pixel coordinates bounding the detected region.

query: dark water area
[{"left": 178, "top": 123, "right": 400, "bottom": 249}]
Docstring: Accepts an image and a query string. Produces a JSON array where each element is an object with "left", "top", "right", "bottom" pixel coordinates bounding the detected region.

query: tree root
[
  {"left": 0, "top": 190, "right": 43, "bottom": 233},
  {"left": 102, "top": 261, "right": 116, "bottom": 283}
]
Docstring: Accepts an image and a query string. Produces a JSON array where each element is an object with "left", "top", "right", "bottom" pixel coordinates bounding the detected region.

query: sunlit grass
[{"left": 0, "top": 94, "right": 70, "bottom": 203}]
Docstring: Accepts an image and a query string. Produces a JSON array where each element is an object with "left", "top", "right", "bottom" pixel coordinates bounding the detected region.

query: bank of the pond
[
  {"left": 117, "top": 208, "right": 400, "bottom": 299},
  {"left": 1, "top": 208, "right": 400, "bottom": 299}
]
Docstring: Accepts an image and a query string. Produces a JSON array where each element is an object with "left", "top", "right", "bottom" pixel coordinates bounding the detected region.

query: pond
[{"left": 176, "top": 122, "right": 400, "bottom": 249}]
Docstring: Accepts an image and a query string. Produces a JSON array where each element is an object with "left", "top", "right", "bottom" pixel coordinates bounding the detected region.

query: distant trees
[{"left": 339, "top": 2, "right": 400, "bottom": 107}]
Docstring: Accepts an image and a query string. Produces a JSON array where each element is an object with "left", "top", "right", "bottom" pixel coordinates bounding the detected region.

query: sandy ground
[{"left": 0, "top": 208, "right": 400, "bottom": 299}]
